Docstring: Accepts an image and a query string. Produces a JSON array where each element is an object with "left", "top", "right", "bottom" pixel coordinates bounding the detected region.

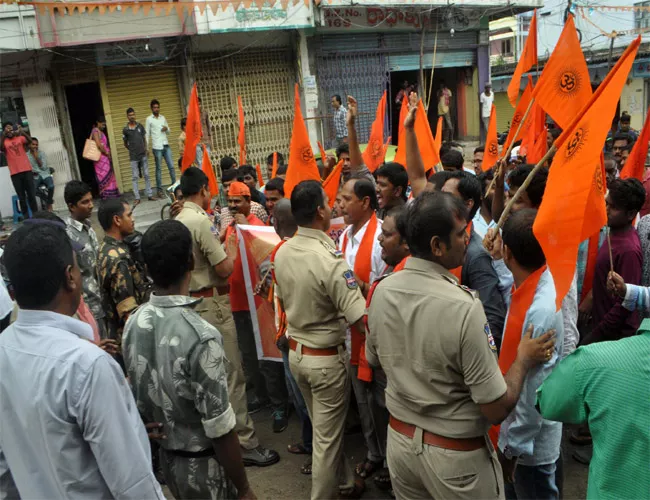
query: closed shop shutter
[
  {"left": 315, "top": 48, "right": 390, "bottom": 149},
  {"left": 493, "top": 91, "right": 512, "bottom": 134},
  {"left": 192, "top": 47, "right": 294, "bottom": 181},
  {"left": 103, "top": 66, "right": 183, "bottom": 193}
]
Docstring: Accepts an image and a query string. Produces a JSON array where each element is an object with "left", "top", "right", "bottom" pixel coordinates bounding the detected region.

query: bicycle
[{"left": 160, "top": 181, "right": 181, "bottom": 220}]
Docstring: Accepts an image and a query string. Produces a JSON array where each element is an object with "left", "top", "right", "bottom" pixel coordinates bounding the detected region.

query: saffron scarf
[
  {"left": 393, "top": 256, "right": 408, "bottom": 273},
  {"left": 342, "top": 213, "right": 379, "bottom": 382},
  {"left": 488, "top": 264, "right": 547, "bottom": 446}
]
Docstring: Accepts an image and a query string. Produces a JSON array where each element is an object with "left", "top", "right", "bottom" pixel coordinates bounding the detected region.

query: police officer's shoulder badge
[
  {"left": 485, "top": 323, "right": 497, "bottom": 352},
  {"left": 322, "top": 240, "right": 343, "bottom": 258},
  {"left": 343, "top": 270, "right": 358, "bottom": 289}
]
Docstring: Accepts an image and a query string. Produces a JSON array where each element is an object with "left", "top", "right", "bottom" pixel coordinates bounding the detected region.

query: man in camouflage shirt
[
  {"left": 96, "top": 199, "right": 149, "bottom": 343},
  {"left": 123, "top": 220, "right": 255, "bottom": 500},
  {"left": 64, "top": 181, "right": 106, "bottom": 336}
]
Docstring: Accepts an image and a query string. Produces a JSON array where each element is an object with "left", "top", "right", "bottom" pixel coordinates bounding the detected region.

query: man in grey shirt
[
  {"left": 123, "top": 107, "right": 154, "bottom": 204},
  {"left": 0, "top": 222, "right": 164, "bottom": 499}
]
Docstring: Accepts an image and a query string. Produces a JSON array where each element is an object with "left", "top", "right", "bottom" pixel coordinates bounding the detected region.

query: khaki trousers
[
  {"left": 196, "top": 293, "right": 259, "bottom": 450},
  {"left": 289, "top": 344, "right": 354, "bottom": 500},
  {"left": 387, "top": 426, "right": 504, "bottom": 500}
]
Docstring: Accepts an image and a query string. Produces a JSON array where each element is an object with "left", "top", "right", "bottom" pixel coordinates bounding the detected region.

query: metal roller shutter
[
  {"left": 103, "top": 66, "right": 183, "bottom": 193},
  {"left": 388, "top": 50, "right": 476, "bottom": 71},
  {"left": 493, "top": 91, "right": 512, "bottom": 135},
  {"left": 192, "top": 47, "right": 294, "bottom": 182},
  {"left": 315, "top": 50, "right": 390, "bottom": 149}
]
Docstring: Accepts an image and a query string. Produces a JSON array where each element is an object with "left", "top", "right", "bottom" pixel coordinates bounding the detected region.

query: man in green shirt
[{"left": 537, "top": 325, "right": 650, "bottom": 500}]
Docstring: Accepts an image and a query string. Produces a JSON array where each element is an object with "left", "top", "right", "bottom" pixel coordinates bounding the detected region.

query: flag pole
[
  {"left": 490, "top": 143, "right": 557, "bottom": 238},
  {"left": 607, "top": 228, "right": 614, "bottom": 273},
  {"left": 486, "top": 97, "right": 536, "bottom": 194}
]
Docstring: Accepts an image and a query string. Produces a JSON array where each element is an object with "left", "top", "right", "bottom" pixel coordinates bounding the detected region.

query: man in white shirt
[
  {"left": 479, "top": 82, "right": 494, "bottom": 142},
  {"left": 338, "top": 176, "right": 388, "bottom": 483},
  {"left": 146, "top": 99, "right": 176, "bottom": 197},
  {"left": 0, "top": 222, "right": 163, "bottom": 499}
]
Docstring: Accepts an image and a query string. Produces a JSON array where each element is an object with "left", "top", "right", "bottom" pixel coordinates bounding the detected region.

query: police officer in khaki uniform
[
  {"left": 273, "top": 180, "right": 366, "bottom": 500},
  {"left": 175, "top": 167, "right": 279, "bottom": 467},
  {"left": 365, "top": 192, "right": 556, "bottom": 500}
]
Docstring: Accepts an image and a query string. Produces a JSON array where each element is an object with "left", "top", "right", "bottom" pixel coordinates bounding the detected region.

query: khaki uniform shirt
[
  {"left": 274, "top": 226, "right": 366, "bottom": 349},
  {"left": 366, "top": 257, "right": 507, "bottom": 439},
  {"left": 176, "top": 201, "right": 228, "bottom": 292}
]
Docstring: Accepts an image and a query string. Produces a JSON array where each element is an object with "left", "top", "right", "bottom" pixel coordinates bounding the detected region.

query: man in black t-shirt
[{"left": 123, "top": 107, "right": 155, "bottom": 205}]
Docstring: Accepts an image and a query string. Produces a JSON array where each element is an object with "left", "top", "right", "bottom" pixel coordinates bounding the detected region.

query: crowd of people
[{"left": 0, "top": 85, "right": 648, "bottom": 500}]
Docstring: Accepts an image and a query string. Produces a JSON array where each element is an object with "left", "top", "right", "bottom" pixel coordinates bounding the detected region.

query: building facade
[{"left": 0, "top": 0, "right": 540, "bottom": 210}]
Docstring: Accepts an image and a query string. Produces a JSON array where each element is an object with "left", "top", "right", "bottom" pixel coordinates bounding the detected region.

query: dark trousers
[
  {"left": 11, "top": 171, "right": 37, "bottom": 218},
  {"left": 505, "top": 461, "right": 559, "bottom": 500},
  {"left": 36, "top": 176, "right": 55, "bottom": 206},
  {"left": 232, "top": 310, "right": 288, "bottom": 411}
]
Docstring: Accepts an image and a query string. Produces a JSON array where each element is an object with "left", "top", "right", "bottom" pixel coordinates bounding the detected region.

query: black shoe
[
  {"left": 241, "top": 446, "right": 280, "bottom": 467},
  {"left": 248, "top": 399, "right": 263, "bottom": 415},
  {"left": 272, "top": 408, "right": 288, "bottom": 433}
]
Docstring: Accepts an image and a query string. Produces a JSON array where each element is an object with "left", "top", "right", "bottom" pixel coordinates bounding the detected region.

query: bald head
[{"left": 273, "top": 198, "right": 297, "bottom": 239}]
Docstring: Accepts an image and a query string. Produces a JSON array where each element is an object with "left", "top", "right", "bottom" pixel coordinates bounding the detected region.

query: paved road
[{"left": 199, "top": 409, "right": 590, "bottom": 499}]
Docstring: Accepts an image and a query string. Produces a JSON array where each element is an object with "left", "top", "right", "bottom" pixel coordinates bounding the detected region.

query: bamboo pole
[
  {"left": 485, "top": 97, "right": 536, "bottom": 195},
  {"left": 492, "top": 144, "right": 557, "bottom": 237}
]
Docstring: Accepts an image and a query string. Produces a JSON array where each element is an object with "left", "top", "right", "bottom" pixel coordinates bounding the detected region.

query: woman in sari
[{"left": 91, "top": 116, "right": 120, "bottom": 199}]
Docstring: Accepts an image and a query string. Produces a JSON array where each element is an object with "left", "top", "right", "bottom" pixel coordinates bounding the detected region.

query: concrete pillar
[{"left": 297, "top": 29, "right": 320, "bottom": 150}]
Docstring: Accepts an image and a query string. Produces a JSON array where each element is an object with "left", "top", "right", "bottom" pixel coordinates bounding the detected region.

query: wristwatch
[{"left": 503, "top": 446, "right": 519, "bottom": 461}]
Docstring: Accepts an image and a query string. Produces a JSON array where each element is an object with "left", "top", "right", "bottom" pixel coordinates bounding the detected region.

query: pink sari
[{"left": 92, "top": 127, "right": 120, "bottom": 199}]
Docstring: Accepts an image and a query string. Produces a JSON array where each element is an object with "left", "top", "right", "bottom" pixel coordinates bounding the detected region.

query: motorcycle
[{"left": 33, "top": 168, "right": 55, "bottom": 211}]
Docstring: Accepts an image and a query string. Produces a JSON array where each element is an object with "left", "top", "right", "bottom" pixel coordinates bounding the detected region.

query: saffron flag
[
  {"left": 327, "top": 216, "right": 348, "bottom": 248},
  {"left": 256, "top": 164, "right": 264, "bottom": 187},
  {"left": 503, "top": 75, "right": 534, "bottom": 152},
  {"left": 532, "top": 15, "right": 592, "bottom": 130},
  {"left": 393, "top": 96, "right": 409, "bottom": 167},
  {"left": 237, "top": 96, "right": 246, "bottom": 166},
  {"left": 317, "top": 141, "right": 328, "bottom": 166},
  {"left": 271, "top": 152, "right": 278, "bottom": 178},
  {"left": 362, "top": 91, "right": 387, "bottom": 172},
  {"left": 508, "top": 9, "right": 537, "bottom": 107},
  {"left": 620, "top": 107, "right": 650, "bottom": 180},
  {"left": 323, "top": 160, "right": 343, "bottom": 208},
  {"left": 534, "top": 36, "right": 641, "bottom": 309},
  {"left": 201, "top": 146, "right": 219, "bottom": 196},
  {"left": 481, "top": 105, "right": 498, "bottom": 172},
  {"left": 434, "top": 116, "right": 443, "bottom": 157},
  {"left": 520, "top": 101, "right": 545, "bottom": 159},
  {"left": 236, "top": 225, "right": 282, "bottom": 361},
  {"left": 415, "top": 100, "right": 439, "bottom": 172},
  {"left": 182, "top": 84, "right": 202, "bottom": 172},
  {"left": 284, "top": 84, "right": 321, "bottom": 199},
  {"left": 527, "top": 125, "right": 548, "bottom": 165}
]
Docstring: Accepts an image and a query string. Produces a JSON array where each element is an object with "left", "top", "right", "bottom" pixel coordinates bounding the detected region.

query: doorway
[
  {"left": 390, "top": 70, "right": 420, "bottom": 146},
  {"left": 65, "top": 82, "right": 104, "bottom": 197}
]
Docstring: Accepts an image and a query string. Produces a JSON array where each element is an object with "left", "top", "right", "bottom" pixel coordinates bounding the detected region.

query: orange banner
[
  {"left": 508, "top": 9, "right": 537, "bottom": 107},
  {"left": 362, "top": 91, "right": 387, "bottom": 173},
  {"left": 481, "top": 105, "right": 498, "bottom": 172}
]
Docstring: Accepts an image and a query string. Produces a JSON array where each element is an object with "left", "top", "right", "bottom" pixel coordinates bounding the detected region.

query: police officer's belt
[
  {"left": 288, "top": 337, "right": 343, "bottom": 356},
  {"left": 389, "top": 415, "right": 485, "bottom": 452},
  {"left": 165, "top": 448, "right": 215, "bottom": 458},
  {"left": 190, "top": 285, "right": 230, "bottom": 298}
]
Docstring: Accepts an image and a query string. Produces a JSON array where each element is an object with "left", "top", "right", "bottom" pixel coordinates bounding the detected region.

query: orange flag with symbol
[
  {"left": 362, "top": 91, "right": 387, "bottom": 172},
  {"left": 284, "top": 84, "right": 321, "bottom": 199},
  {"left": 508, "top": 10, "right": 537, "bottom": 107},
  {"left": 317, "top": 141, "right": 328, "bottom": 165},
  {"left": 532, "top": 15, "right": 592, "bottom": 130},
  {"left": 503, "top": 76, "right": 534, "bottom": 152},
  {"left": 237, "top": 96, "right": 246, "bottom": 166},
  {"left": 534, "top": 36, "right": 641, "bottom": 309},
  {"left": 481, "top": 105, "right": 498, "bottom": 172},
  {"left": 520, "top": 101, "right": 545, "bottom": 159},
  {"left": 415, "top": 100, "right": 439, "bottom": 172},
  {"left": 182, "top": 84, "right": 202, "bottom": 172},
  {"left": 323, "top": 160, "right": 343, "bottom": 208},
  {"left": 394, "top": 96, "right": 409, "bottom": 167},
  {"left": 201, "top": 146, "right": 219, "bottom": 196},
  {"left": 620, "top": 107, "right": 650, "bottom": 181}
]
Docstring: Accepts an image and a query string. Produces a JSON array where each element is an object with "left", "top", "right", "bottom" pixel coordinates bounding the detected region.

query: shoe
[
  {"left": 133, "top": 199, "right": 141, "bottom": 207},
  {"left": 248, "top": 399, "right": 263, "bottom": 415},
  {"left": 241, "top": 445, "right": 280, "bottom": 467},
  {"left": 272, "top": 408, "right": 288, "bottom": 433}
]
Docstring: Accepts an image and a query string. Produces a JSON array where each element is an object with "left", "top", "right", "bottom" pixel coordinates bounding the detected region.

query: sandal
[
  {"left": 339, "top": 478, "right": 366, "bottom": 499},
  {"left": 300, "top": 456, "right": 312, "bottom": 475},
  {"left": 287, "top": 442, "right": 311, "bottom": 455},
  {"left": 355, "top": 458, "right": 382, "bottom": 479},
  {"left": 569, "top": 428, "right": 592, "bottom": 446},
  {"left": 373, "top": 468, "right": 392, "bottom": 491}
]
